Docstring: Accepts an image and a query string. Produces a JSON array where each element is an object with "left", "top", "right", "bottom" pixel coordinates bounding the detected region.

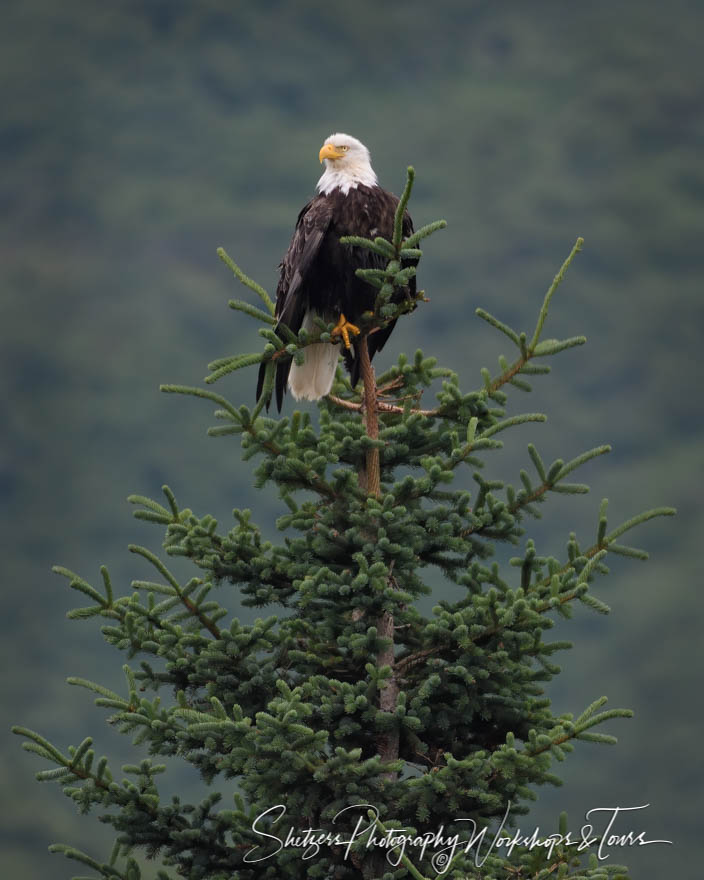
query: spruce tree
[{"left": 14, "top": 168, "right": 674, "bottom": 880}]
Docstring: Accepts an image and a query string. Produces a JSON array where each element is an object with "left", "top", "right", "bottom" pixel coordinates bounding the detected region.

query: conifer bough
[{"left": 14, "top": 168, "right": 674, "bottom": 880}]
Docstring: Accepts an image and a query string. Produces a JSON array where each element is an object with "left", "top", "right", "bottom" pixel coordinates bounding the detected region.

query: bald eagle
[{"left": 256, "top": 133, "right": 415, "bottom": 411}]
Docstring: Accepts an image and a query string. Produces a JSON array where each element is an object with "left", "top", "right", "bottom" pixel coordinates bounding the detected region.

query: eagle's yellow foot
[{"left": 330, "top": 313, "right": 361, "bottom": 349}]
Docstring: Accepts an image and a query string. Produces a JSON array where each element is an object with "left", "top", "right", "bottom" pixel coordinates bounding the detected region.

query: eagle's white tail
[{"left": 288, "top": 311, "right": 339, "bottom": 401}]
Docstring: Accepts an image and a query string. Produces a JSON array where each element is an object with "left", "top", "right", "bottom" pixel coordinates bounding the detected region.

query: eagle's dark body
[{"left": 257, "top": 183, "right": 415, "bottom": 411}]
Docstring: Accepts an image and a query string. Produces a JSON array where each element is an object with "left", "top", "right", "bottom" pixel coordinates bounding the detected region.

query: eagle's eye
[{"left": 338, "top": 145, "right": 349, "bottom": 152}]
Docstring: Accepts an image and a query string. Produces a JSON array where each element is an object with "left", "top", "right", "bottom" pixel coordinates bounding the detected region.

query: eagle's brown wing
[{"left": 256, "top": 196, "right": 333, "bottom": 410}]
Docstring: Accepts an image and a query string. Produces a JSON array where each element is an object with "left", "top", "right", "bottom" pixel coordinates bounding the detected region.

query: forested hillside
[{"left": 2, "top": 1, "right": 701, "bottom": 877}]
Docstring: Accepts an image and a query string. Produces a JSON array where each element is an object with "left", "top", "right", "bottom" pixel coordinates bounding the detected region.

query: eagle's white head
[{"left": 317, "top": 133, "right": 378, "bottom": 195}]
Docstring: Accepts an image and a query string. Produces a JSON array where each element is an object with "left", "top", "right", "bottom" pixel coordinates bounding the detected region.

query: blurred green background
[{"left": 2, "top": 1, "right": 702, "bottom": 877}]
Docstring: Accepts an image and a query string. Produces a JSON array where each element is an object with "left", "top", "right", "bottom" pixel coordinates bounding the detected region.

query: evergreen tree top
[{"left": 14, "top": 168, "right": 674, "bottom": 880}]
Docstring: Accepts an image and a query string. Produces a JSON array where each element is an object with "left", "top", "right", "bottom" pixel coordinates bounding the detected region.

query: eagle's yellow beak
[{"left": 319, "top": 143, "right": 344, "bottom": 163}]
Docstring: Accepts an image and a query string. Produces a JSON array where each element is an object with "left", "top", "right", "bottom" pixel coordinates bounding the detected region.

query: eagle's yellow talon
[{"left": 330, "top": 313, "right": 361, "bottom": 349}]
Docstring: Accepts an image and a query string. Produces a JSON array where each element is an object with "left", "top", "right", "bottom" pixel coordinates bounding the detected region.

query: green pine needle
[{"left": 217, "top": 247, "right": 274, "bottom": 315}]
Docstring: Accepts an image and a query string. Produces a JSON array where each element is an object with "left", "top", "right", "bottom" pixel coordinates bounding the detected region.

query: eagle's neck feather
[{"left": 317, "top": 161, "right": 378, "bottom": 195}]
